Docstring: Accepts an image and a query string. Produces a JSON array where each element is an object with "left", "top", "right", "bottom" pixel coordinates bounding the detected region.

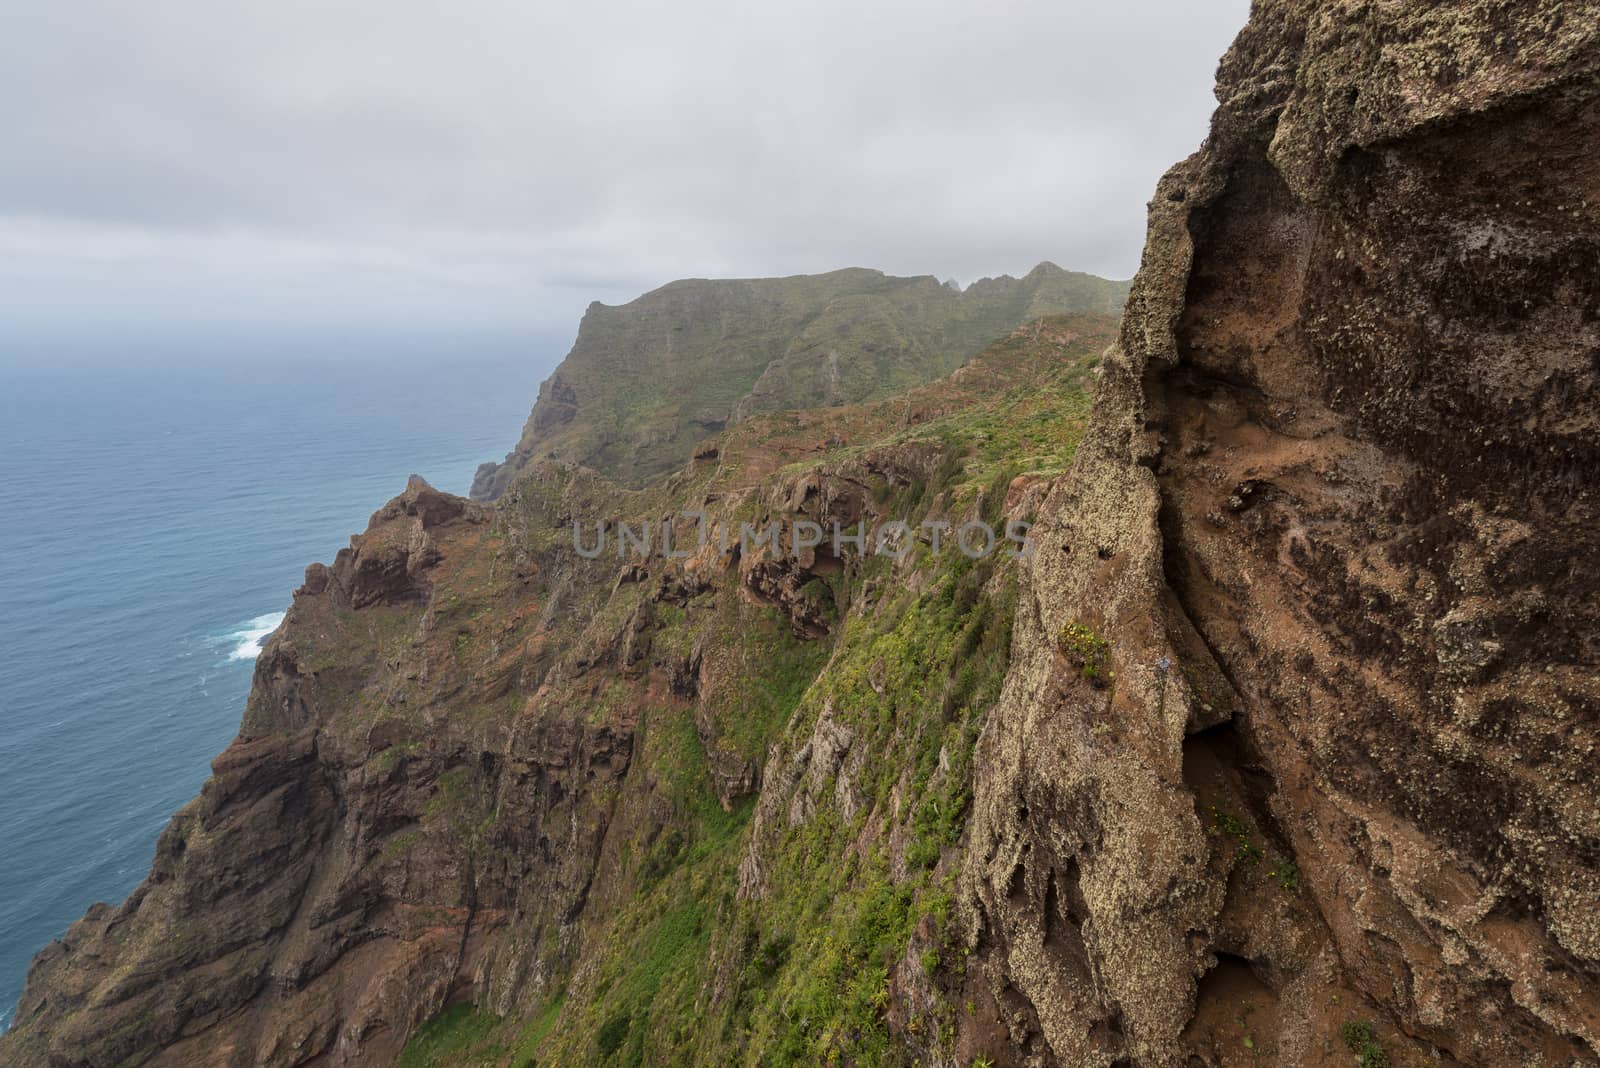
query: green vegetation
[
  {"left": 1212, "top": 808, "right": 1303, "bottom": 893},
  {"left": 1268, "top": 859, "right": 1301, "bottom": 892},
  {"left": 1212, "top": 808, "right": 1255, "bottom": 855},
  {"left": 397, "top": 1004, "right": 500, "bottom": 1068},
  {"left": 1057, "top": 621, "right": 1113, "bottom": 687},
  {"left": 708, "top": 560, "right": 1012, "bottom": 1063},
  {"left": 700, "top": 606, "right": 832, "bottom": 766},
  {"left": 477, "top": 264, "right": 1129, "bottom": 491},
  {"left": 1212, "top": 807, "right": 1264, "bottom": 867},
  {"left": 511, "top": 526, "right": 1014, "bottom": 1065},
  {"left": 477, "top": 707, "right": 749, "bottom": 1067},
  {"left": 1340, "top": 1020, "right": 1390, "bottom": 1068},
  {"left": 506, "top": 992, "right": 566, "bottom": 1064},
  {"left": 403, "top": 307, "right": 1105, "bottom": 1065},
  {"left": 1236, "top": 1002, "right": 1263, "bottom": 1058}
]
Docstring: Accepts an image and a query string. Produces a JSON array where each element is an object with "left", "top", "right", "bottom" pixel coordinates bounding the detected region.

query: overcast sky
[{"left": 0, "top": 0, "right": 1249, "bottom": 348}]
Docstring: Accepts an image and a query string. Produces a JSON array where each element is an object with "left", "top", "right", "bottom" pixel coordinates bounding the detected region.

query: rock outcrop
[{"left": 960, "top": 2, "right": 1600, "bottom": 1064}]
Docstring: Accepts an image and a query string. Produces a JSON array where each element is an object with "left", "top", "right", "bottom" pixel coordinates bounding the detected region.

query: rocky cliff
[
  {"left": 0, "top": 314, "right": 1122, "bottom": 1067},
  {"left": 469, "top": 263, "right": 1130, "bottom": 496},
  {"left": 5, "top": 1, "right": 1600, "bottom": 1066},
  {"left": 958, "top": 1, "right": 1600, "bottom": 1064}
]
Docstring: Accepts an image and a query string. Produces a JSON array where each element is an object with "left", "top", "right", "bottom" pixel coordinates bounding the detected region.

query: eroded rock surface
[{"left": 960, "top": 2, "right": 1600, "bottom": 1064}]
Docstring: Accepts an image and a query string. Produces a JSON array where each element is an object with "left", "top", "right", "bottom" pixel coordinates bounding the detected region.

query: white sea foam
[{"left": 225, "top": 612, "right": 286, "bottom": 661}]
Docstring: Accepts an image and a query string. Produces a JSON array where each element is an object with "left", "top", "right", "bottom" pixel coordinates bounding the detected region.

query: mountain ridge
[
  {"left": 469, "top": 261, "right": 1129, "bottom": 496},
  {"left": 1, "top": 312, "right": 1124, "bottom": 1066}
]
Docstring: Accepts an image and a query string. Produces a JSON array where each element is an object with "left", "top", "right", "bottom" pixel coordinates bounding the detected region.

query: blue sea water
[{"left": 0, "top": 337, "right": 549, "bottom": 1031}]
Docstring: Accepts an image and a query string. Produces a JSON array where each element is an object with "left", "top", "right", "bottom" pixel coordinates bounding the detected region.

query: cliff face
[
  {"left": 469, "top": 263, "right": 1130, "bottom": 496},
  {"left": 6, "top": 2, "right": 1600, "bottom": 1066},
  {"left": 2, "top": 317, "right": 1123, "bottom": 1066},
  {"left": 960, "top": 2, "right": 1600, "bottom": 1064}
]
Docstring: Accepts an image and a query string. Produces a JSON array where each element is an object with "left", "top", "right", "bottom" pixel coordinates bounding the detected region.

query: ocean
[{"left": 0, "top": 337, "right": 549, "bottom": 1031}]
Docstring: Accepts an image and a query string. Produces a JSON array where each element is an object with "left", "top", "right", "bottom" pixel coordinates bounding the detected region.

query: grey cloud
[{"left": 0, "top": 0, "right": 1249, "bottom": 339}]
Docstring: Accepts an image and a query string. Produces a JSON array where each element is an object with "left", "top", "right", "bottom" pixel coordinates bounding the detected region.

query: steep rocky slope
[
  {"left": 6, "top": 1, "right": 1600, "bottom": 1065},
  {"left": 469, "top": 263, "right": 1129, "bottom": 495},
  {"left": 957, "top": 1, "right": 1600, "bottom": 1064},
  {"left": 1, "top": 316, "right": 1121, "bottom": 1066}
]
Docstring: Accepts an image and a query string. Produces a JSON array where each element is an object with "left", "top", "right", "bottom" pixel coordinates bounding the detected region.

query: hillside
[
  {"left": 5, "top": 1, "right": 1599, "bottom": 1065},
  {"left": 2, "top": 314, "right": 1122, "bottom": 1066},
  {"left": 469, "top": 263, "right": 1130, "bottom": 495}
]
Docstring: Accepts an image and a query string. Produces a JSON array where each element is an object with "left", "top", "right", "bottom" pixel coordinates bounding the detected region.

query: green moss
[
  {"left": 708, "top": 609, "right": 830, "bottom": 765},
  {"left": 397, "top": 1004, "right": 501, "bottom": 1068},
  {"left": 422, "top": 768, "right": 472, "bottom": 824},
  {"left": 368, "top": 739, "right": 422, "bottom": 776},
  {"left": 379, "top": 829, "right": 420, "bottom": 859},
  {"left": 507, "top": 992, "right": 566, "bottom": 1064},
  {"left": 1213, "top": 808, "right": 1302, "bottom": 890}
]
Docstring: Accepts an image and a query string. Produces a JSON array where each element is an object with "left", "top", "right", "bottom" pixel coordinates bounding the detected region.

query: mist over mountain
[
  {"left": 4, "top": 2, "right": 1598, "bottom": 1066},
  {"left": 471, "top": 262, "right": 1129, "bottom": 494}
]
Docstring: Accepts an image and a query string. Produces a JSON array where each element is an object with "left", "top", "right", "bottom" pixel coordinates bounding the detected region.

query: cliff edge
[
  {"left": 959, "top": 1, "right": 1600, "bottom": 1062},
  {"left": 4, "top": 1, "right": 1599, "bottom": 1065}
]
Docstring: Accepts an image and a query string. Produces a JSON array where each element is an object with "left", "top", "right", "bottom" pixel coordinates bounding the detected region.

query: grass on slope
[{"left": 398, "top": 317, "right": 1103, "bottom": 1065}]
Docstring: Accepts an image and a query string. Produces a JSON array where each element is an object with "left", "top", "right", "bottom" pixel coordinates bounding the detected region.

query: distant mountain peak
[{"left": 471, "top": 264, "right": 1130, "bottom": 497}]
